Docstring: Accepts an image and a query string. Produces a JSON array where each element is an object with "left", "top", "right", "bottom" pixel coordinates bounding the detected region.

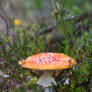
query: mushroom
[{"left": 18, "top": 53, "right": 76, "bottom": 92}]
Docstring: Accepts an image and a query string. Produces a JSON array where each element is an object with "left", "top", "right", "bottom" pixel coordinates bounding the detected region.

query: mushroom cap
[{"left": 18, "top": 53, "right": 76, "bottom": 70}]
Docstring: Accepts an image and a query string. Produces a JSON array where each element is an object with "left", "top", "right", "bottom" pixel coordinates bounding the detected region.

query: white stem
[
  {"left": 37, "top": 71, "right": 57, "bottom": 87},
  {"left": 44, "top": 87, "right": 56, "bottom": 92}
]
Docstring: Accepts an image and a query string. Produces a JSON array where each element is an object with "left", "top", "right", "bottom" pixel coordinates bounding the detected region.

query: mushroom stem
[
  {"left": 37, "top": 71, "right": 57, "bottom": 87},
  {"left": 44, "top": 87, "right": 56, "bottom": 92}
]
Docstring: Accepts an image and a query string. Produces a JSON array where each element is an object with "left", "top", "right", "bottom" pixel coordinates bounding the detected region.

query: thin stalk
[
  {"left": 12, "top": 17, "right": 16, "bottom": 41},
  {"left": 0, "top": 14, "right": 9, "bottom": 40}
]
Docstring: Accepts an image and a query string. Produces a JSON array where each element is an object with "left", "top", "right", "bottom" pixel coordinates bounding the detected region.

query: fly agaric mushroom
[{"left": 18, "top": 53, "right": 76, "bottom": 92}]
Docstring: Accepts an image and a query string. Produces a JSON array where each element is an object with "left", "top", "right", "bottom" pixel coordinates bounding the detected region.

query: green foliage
[
  {"left": 24, "top": 77, "right": 38, "bottom": 91},
  {"left": 33, "top": 0, "right": 43, "bottom": 9}
]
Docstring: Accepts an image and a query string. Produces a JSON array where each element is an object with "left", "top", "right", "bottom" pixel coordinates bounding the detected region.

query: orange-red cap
[{"left": 18, "top": 53, "right": 76, "bottom": 70}]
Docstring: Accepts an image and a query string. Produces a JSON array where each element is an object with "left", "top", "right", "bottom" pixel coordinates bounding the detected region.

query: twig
[
  {"left": 51, "top": 0, "right": 57, "bottom": 13},
  {"left": 0, "top": 14, "right": 9, "bottom": 39}
]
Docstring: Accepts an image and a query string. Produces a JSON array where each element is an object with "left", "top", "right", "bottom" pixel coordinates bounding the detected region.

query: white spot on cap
[
  {"left": 52, "top": 61, "right": 56, "bottom": 64},
  {"left": 56, "top": 63, "right": 60, "bottom": 66}
]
